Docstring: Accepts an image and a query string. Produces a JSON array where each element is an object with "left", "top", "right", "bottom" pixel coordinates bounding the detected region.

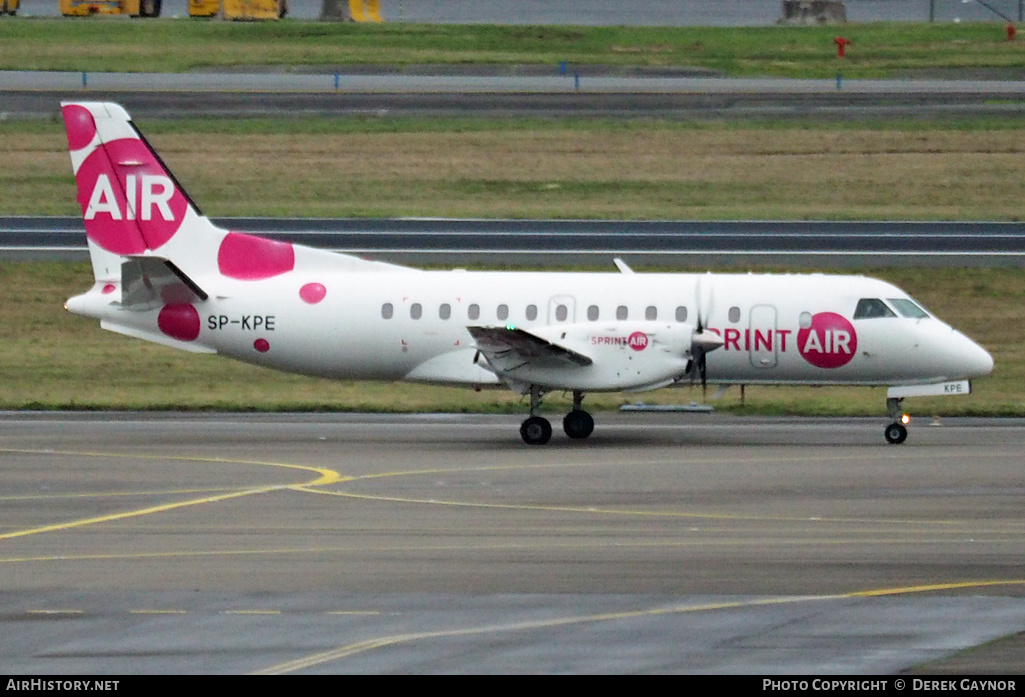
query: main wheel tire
[
  {"left": 520, "top": 416, "right": 552, "bottom": 445},
  {"left": 884, "top": 422, "right": 908, "bottom": 445},
  {"left": 563, "top": 409, "right": 594, "bottom": 439}
]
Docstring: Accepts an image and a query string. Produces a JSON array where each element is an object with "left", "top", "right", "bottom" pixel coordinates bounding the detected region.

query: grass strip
[
  {"left": 4, "top": 116, "right": 1025, "bottom": 220},
  {"left": 1, "top": 20, "right": 1023, "bottom": 77}
]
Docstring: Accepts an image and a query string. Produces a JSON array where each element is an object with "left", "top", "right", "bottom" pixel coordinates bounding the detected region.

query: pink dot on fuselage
[
  {"left": 218, "top": 232, "right": 296, "bottom": 281},
  {"left": 254, "top": 339, "right": 270, "bottom": 353},
  {"left": 62, "top": 104, "right": 97, "bottom": 151},
  {"left": 157, "top": 304, "right": 201, "bottom": 342},
  {"left": 299, "top": 283, "right": 327, "bottom": 304},
  {"left": 101, "top": 284, "right": 116, "bottom": 294}
]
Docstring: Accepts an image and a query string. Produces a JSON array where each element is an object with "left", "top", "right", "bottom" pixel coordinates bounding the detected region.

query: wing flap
[{"left": 467, "top": 326, "right": 592, "bottom": 369}]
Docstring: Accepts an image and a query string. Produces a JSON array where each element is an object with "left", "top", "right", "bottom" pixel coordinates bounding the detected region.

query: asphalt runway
[
  {"left": 6, "top": 216, "right": 1025, "bottom": 266},
  {"left": 5, "top": 73, "right": 1025, "bottom": 121},
  {"left": 1, "top": 412, "right": 1023, "bottom": 674}
]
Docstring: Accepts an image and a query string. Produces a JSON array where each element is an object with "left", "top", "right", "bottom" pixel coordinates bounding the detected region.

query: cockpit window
[
  {"left": 853, "top": 298, "right": 897, "bottom": 319},
  {"left": 888, "top": 298, "right": 930, "bottom": 319}
]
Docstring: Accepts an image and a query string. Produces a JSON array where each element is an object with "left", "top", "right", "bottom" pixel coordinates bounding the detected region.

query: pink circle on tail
[
  {"left": 62, "top": 104, "right": 97, "bottom": 151},
  {"left": 299, "top": 283, "right": 327, "bottom": 304},
  {"left": 75, "top": 138, "right": 187, "bottom": 254},
  {"left": 106, "top": 138, "right": 187, "bottom": 251},
  {"left": 157, "top": 304, "right": 201, "bottom": 342}
]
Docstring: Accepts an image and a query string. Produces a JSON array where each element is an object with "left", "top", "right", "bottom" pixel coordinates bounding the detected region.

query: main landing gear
[
  {"left": 519, "top": 387, "right": 594, "bottom": 445},
  {"left": 564, "top": 391, "right": 595, "bottom": 439},
  {"left": 885, "top": 397, "right": 909, "bottom": 445}
]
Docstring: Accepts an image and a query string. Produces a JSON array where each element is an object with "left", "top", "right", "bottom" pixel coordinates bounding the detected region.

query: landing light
[{"left": 901, "top": 414, "right": 911, "bottom": 425}]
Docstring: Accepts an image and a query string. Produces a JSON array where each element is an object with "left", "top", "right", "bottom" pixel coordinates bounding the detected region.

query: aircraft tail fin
[
  {"left": 61, "top": 101, "right": 230, "bottom": 285},
  {"left": 62, "top": 102, "right": 409, "bottom": 292}
]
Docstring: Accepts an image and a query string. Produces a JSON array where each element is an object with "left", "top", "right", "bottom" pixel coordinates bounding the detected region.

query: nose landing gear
[{"left": 885, "top": 397, "right": 909, "bottom": 444}]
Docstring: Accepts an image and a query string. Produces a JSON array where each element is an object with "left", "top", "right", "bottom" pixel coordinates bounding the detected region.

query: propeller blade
[
  {"left": 700, "top": 350, "right": 708, "bottom": 397},
  {"left": 695, "top": 277, "right": 704, "bottom": 333},
  {"left": 705, "top": 284, "right": 715, "bottom": 329},
  {"left": 690, "top": 276, "right": 719, "bottom": 396}
]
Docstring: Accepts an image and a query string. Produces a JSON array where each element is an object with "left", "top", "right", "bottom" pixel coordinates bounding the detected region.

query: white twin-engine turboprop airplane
[{"left": 61, "top": 102, "right": 994, "bottom": 445}]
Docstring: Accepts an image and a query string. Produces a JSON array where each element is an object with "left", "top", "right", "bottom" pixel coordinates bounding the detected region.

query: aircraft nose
[
  {"left": 958, "top": 333, "right": 994, "bottom": 378},
  {"left": 970, "top": 341, "right": 994, "bottom": 377}
]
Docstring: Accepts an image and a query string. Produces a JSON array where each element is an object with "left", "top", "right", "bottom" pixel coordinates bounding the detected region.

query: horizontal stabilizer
[
  {"left": 121, "top": 256, "right": 208, "bottom": 309},
  {"left": 100, "top": 321, "right": 217, "bottom": 354}
]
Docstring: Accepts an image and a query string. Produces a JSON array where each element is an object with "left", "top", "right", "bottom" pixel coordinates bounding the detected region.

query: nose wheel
[
  {"left": 884, "top": 422, "right": 908, "bottom": 444},
  {"left": 885, "top": 397, "right": 909, "bottom": 444}
]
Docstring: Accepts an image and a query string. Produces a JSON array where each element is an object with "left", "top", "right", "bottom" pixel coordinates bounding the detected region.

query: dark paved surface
[
  {"left": 2, "top": 413, "right": 1023, "bottom": 673},
  {"left": 6, "top": 216, "right": 1025, "bottom": 266},
  {"left": 5, "top": 66, "right": 1025, "bottom": 121}
]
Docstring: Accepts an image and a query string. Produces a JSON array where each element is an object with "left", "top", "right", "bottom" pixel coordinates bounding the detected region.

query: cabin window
[
  {"left": 675, "top": 306, "right": 687, "bottom": 322},
  {"left": 799, "top": 311, "right": 812, "bottom": 328},
  {"left": 616, "top": 305, "right": 628, "bottom": 320},
  {"left": 587, "top": 305, "right": 599, "bottom": 321},
  {"left": 410, "top": 303, "right": 422, "bottom": 320},
  {"left": 439, "top": 303, "right": 451, "bottom": 320},
  {"left": 555, "top": 304, "right": 568, "bottom": 322},
  {"left": 381, "top": 303, "right": 393, "bottom": 319},
  {"left": 468, "top": 304, "right": 480, "bottom": 320},
  {"left": 888, "top": 298, "right": 929, "bottom": 319},
  {"left": 854, "top": 298, "right": 896, "bottom": 319},
  {"left": 526, "top": 304, "right": 538, "bottom": 321},
  {"left": 497, "top": 304, "right": 509, "bottom": 321},
  {"left": 728, "top": 306, "right": 741, "bottom": 323},
  {"left": 645, "top": 305, "right": 657, "bottom": 321}
]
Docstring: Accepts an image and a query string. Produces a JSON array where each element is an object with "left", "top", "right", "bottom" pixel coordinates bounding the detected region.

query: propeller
[{"left": 690, "top": 277, "right": 723, "bottom": 397}]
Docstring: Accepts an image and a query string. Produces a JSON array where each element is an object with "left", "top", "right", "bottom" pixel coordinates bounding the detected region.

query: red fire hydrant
[
  {"left": 834, "top": 37, "right": 852, "bottom": 58},
  {"left": 1008, "top": 24, "right": 1017, "bottom": 42}
]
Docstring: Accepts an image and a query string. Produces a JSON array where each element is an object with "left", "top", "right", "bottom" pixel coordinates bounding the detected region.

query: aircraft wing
[{"left": 467, "top": 326, "right": 593, "bottom": 370}]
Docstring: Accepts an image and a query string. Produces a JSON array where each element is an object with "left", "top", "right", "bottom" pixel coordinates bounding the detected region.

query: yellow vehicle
[
  {"left": 349, "top": 0, "right": 382, "bottom": 22},
  {"left": 189, "top": 0, "right": 287, "bottom": 19},
  {"left": 59, "top": 0, "right": 162, "bottom": 16},
  {"left": 2, "top": 0, "right": 20, "bottom": 16}
]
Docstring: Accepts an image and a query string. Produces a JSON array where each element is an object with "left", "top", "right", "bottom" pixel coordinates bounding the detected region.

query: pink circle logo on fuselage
[
  {"left": 797, "top": 312, "right": 857, "bottom": 369},
  {"left": 628, "top": 331, "right": 649, "bottom": 352}
]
